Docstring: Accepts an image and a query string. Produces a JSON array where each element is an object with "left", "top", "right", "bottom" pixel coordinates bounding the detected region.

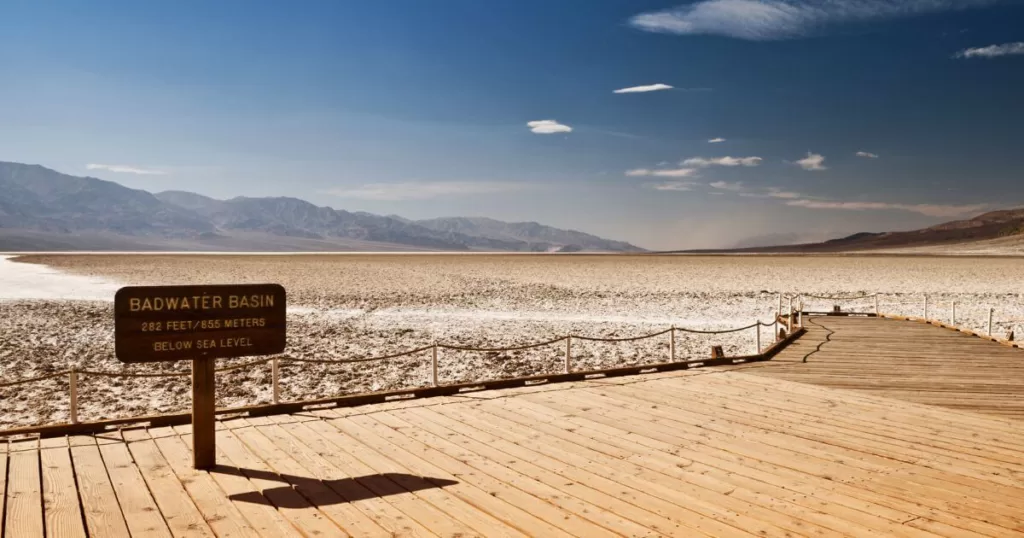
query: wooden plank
[
  {"left": 166, "top": 425, "right": 298, "bottom": 538},
  {"left": 349, "top": 410, "right": 630, "bottom": 538},
  {"left": 302, "top": 413, "right": 527, "bottom": 538},
  {"left": 122, "top": 428, "right": 216, "bottom": 537},
  {"left": 611, "top": 380, "right": 1024, "bottom": 484},
  {"left": 268, "top": 417, "right": 476, "bottom": 537},
  {"left": 756, "top": 316, "right": 1024, "bottom": 418},
  {"left": 5, "top": 440, "right": 43, "bottom": 538},
  {"left": 349, "top": 412, "right": 600, "bottom": 538},
  {"left": 40, "top": 440, "right": 87, "bottom": 538},
  {"left": 0, "top": 439, "right": 7, "bottom": 538},
  {"left": 69, "top": 436, "right": 132, "bottom": 538},
  {"left": 594, "top": 382, "right": 1024, "bottom": 527},
  {"left": 148, "top": 426, "right": 261, "bottom": 537},
  {"left": 502, "top": 380, "right": 1024, "bottom": 538},
  {"left": 216, "top": 425, "right": 347, "bottom": 538},
  {"left": 428, "top": 402, "right": 866, "bottom": 538},
  {"left": 395, "top": 406, "right": 755, "bottom": 538},
  {"left": 99, "top": 434, "right": 174, "bottom": 538},
  {"left": 227, "top": 419, "right": 393, "bottom": 537},
  {"left": 480, "top": 397, "right": 940, "bottom": 538},
  {"left": 355, "top": 412, "right": 578, "bottom": 538}
]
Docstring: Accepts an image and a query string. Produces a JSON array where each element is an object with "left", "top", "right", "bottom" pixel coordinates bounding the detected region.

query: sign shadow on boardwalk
[{"left": 213, "top": 466, "right": 459, "bottom": 507}]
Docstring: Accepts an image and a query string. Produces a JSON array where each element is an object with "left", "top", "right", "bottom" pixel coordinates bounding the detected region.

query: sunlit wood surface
[
  {"left": 3, "top": 317, "right": 1024, "bottom": 536},
  {"left": 751, "top": 315, "right": 1024, "bottom": 419}
]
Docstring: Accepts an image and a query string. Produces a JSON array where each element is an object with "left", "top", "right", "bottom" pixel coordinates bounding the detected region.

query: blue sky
[{"left": 2, "top": 0, "right": 1023, "bottom": 249}]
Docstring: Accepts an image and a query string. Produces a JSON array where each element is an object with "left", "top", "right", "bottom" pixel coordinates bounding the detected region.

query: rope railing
[
  {"left": 795, "top": 292, "right": 1024, "bottom": 345},
  {"left": 1, "top": 316, "right": 793, "bottom": 428}
]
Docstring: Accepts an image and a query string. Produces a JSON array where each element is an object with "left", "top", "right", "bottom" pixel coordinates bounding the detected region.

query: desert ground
[{"left": 3, "top": 253, "right": 1023, "bottom": 429}]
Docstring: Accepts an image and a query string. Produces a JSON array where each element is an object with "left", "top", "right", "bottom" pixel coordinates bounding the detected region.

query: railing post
[
  {"left": 924, "top": 295, "right": 929, "bottom": 319},
  {"left": 669, "top": 326, "right": 676, "bottom": 362},
  {"left": 431, "top": 342, "right": 439, "bottom": 387},
  {"left": 272, "top": 357, "right": 280, "bottom": 404},
  {"left": 69, "top": 368, "right": 79, "bottom": 424},
  {"left": 564, "top": 334, "right": 572, "bottom": 374},
  {"left": 756, "top": 323, "right": 761, "bottom": 354},
  {"left": 988, "top": 308, "right": 994, "bottom": 336},
  {"left": 951, "top": 301, "right": 956, "bottom": 326},
  {"left": 787, "top": 297, "right": 793, "bottom": 334},
  {"left": 778, "top": 294, "right": 783, "bottom": 320}
]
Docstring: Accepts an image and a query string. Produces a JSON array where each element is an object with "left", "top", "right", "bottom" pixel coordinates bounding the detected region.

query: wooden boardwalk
[
  {"left": 750, "top": 315, "right": 1024, "bottom": 419},
  {"left": 3, "top": 317, "right": 1024, "bottom": 537}
]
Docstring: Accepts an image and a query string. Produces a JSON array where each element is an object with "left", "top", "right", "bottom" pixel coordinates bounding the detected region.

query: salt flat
[{"left": 2, "top": 253, "right": 1023, "bottom": 429}]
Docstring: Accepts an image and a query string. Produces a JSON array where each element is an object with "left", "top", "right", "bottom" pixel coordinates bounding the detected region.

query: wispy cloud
[
  {"left": 709, "top": 181, "right": 746, "bottom": 192},
  {"left": 86, "top": 163, "right": 167, "bottom": 176},
  {"left": 855, "top": 151, "right": 879, "bottom": 159},
  {"left": 629, "top": 0, "right": 1002, "bottom": 41},
  {"left": 626, "top": 168, "right": 699, "bottom": 177},
  {"left": 955, "top": 42, "right": 1024, "bottom": 58},
  {"left": 323, "top": 181, "right": 529, "bottom": 201},
  {"left": 708, "top": 138, "right": 727, "bottom": 143},
  {"left": 527, "top": 120, "right": 572, "bottom": 134},
  {"left": 650, "top": 181, "right": 699, "bottom": 191},
  {"left": 767, "top": 189, "right": 803, "bottom": 199},
  {"left": 613, "top": 83, "right": 673, "bottom": 93},
  {"left": 683, "top": 156, "right": 762, "bottom": 167},
  {"left": 795, "top": 152, "right": 827, "bottom": 171},
  {"left": 786, "top": 199, "right": 987, "bottom": 217}
]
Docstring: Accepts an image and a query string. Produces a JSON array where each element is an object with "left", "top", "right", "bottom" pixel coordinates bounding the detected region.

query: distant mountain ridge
[
  {"left": 0, "top": 161, "right": 643, "bottom": 252},
  {"left": 690, "top": 208, "right": 1024, "bottom": 254}
]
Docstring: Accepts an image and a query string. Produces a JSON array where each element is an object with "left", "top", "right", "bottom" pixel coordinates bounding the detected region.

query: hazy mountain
[
  {"left": 0, "top": 162, "right": 643, "bottom": 252},
  {"left": 414, "top": 216, "right": 642, "bottom": 252},
  {"left": 688, "top": 208, "right": 1024, "bottom": 253},
  {"left": 730, "top": 232, "right": 846, "bottom": 250},
  {"left": 0, "top": 162, "right": 213, "bottom": 237}
]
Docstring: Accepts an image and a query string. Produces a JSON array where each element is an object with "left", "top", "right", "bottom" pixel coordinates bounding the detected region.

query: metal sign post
[{"left": 114, "top": 284, "right": 287, "bottom": 470}]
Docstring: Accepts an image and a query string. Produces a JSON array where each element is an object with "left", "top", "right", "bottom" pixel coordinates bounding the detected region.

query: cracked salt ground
[{"left": 2, "top": 253, "right": 1024, "bottom": 429}]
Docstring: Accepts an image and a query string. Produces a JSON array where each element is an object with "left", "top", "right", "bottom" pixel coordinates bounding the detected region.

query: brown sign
[{"left": 114, "top": 284, "right": 287, "bottom": 363}]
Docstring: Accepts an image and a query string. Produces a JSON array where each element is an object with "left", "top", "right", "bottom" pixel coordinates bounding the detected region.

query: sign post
[{"left": 114, "top": 284, "right": 286, "bottom": 470}]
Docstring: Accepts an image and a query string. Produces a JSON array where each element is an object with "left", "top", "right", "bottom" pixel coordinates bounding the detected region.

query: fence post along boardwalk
[{"left": 113, "top": 283, "right": 287, "bottom": 469}]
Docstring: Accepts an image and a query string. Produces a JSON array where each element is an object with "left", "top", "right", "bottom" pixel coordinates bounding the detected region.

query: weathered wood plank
[
  {"left": 70, "top": 436, "right": 133, "bottom": 538},
  {"left": 40, "top": 440, "right": 87, "bottom": 538},
  {"left": 122, "top": 428, "right": 216, "bottom": 538},
  {"left": 6, "top": 440, "right": 44, "bottom": 538},
  {"left": 99, "top": 435, "right": 174, "bottom": 538}
]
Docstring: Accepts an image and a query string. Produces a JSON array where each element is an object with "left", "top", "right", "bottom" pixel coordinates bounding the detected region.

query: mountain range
[
  {"left": 0, "top": 162, "right": 643, "bottom": 252},
  {"left": 687, "top": 208, "right": 1024, "bottom": 254}
]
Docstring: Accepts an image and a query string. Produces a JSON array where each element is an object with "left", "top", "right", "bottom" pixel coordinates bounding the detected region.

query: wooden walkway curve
[
  {"left": 751, "top": 315, "right": 1024, "bottom": 419},
  {"left": 2, "top": 316, "right": 1024, "bottom": 537}
]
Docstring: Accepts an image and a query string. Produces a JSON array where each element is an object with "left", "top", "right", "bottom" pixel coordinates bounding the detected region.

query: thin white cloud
[
  {"left": 613, "top": 83, "right": 674, "bottom": 94},
  {"left": 683, "top": 156, "right": 762, "bottom": 167},
  {"left": 855, "top": 151, "right": 879, "bottom": 159},
  {"left": 766, "top": 188, "right": 803, "bottom": 199},
  {"left": 955, "top": 42, "right": 1024, "bottom": 58},
  {"left": 786, "top": 199, "right": 987, "bottom": 217},
  {"left": 86, "top": 163, "right": 167, "bottom": 176},
  {"left": 709, "top": 181, "right": 745, "bottom": 192},
  {"left": 323, "top": 181, "right": 529, "bottom": 201},
  {"left": 650, "top": 181, "right": 698, "bottom": 191},
  {"left": 627, "top": 167, "right": 700, "bottom": 177},
  {"left": 527, "top": 120, "right": 572, "bottom": 134},
  {"left": 795, "top": 152, "right": 827, "bottom": 171},
  {"left": 629, "top": 0, "right": 1002, "bottom": 41},
  {"left": 708, "top": 138, "right": 726, "bottom": 143}
]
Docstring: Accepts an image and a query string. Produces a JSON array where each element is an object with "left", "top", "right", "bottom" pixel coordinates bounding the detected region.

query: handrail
[{"left": 1, "top": 317, "right": 783, "bottom": 429}]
